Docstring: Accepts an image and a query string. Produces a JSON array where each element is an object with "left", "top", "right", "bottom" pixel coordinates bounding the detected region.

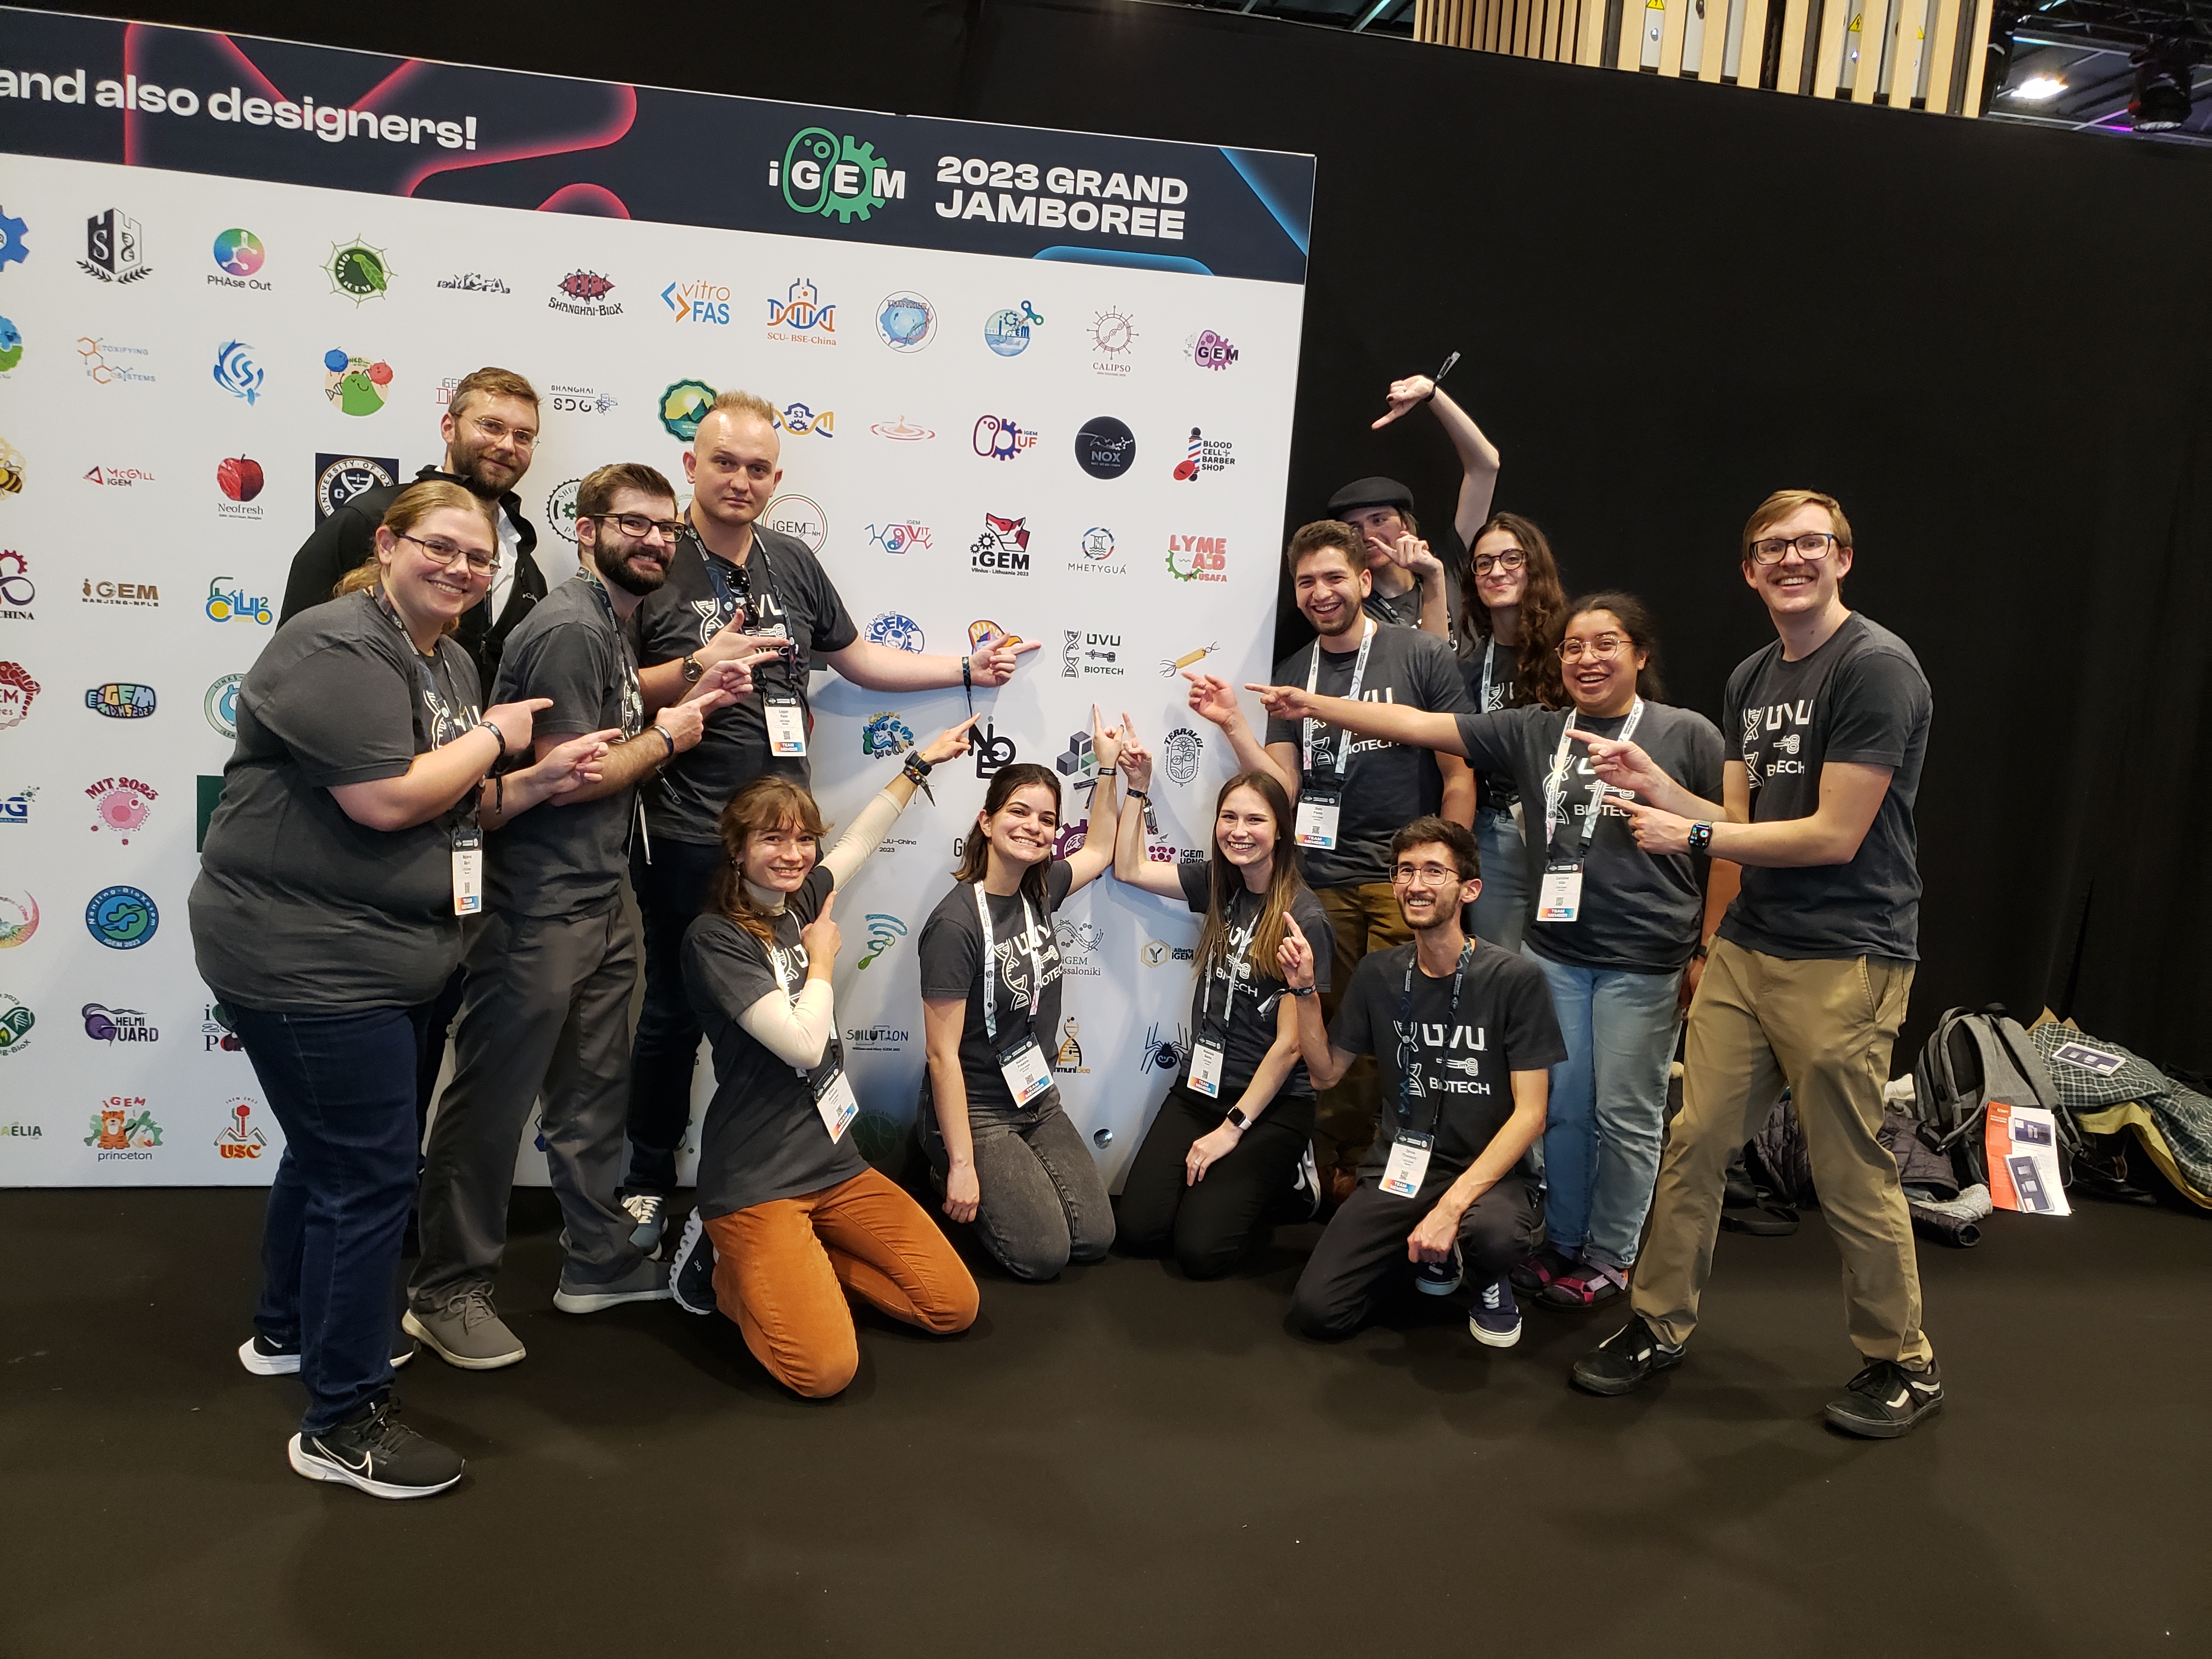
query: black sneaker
[
  {"left": 1414, "top": 1240, "right": 1463, "bottom": 1297},
  {"left": 669, "top": 1208, "right": 716, "bottom": 1318},
  {"left": 238, "top": 1333, "right": 418, "bottom": 1376},
  {"left": 287, "top": 1399, "right": 462, "bottom": 1499},
  {"left": 1570, "top": 1314, "right": 1685, "bottom": 1396},
  {"left": 1823, "top": 1358, "right": 1943, "bottom": 1439},
  {"left": 1285, "top": 1146, "right": 1323, "bottom": 1224}
]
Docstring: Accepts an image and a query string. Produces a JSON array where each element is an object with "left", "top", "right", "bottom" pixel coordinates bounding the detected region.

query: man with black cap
[{"left": 1327, "top": 371, "right": 1503, "bottom": 641}]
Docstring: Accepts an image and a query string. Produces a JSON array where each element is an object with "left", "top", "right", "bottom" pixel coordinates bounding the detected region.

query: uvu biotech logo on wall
[{"left": 1062, "top": 630, "right": 1124, "bottom": 679}]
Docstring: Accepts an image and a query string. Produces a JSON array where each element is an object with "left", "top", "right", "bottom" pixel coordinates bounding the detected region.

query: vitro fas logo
[
  {"left": 662, "top": 277, "right": 729, "bottom": 325},
  {"left": 1166, "top": 532, "right": 1228, "bottom": 584},
  {"left": 772, "top": 128, "right": 906, "bottom": 224},
  {"left": 765, "top": 276, "right": 836, "bottom": 345},
  {"left": 972, "top": 514, "right": 1031, "bottom": 575}
]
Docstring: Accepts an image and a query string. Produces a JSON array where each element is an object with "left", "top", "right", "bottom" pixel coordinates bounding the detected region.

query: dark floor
[{"left": 3, "top": 1184, "right": 2207, "bottom": 1658}]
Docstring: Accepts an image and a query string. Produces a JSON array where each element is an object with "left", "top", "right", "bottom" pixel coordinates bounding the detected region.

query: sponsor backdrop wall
[{"left": 0, "top": 9, "right": 1314, "bottom": 1187}]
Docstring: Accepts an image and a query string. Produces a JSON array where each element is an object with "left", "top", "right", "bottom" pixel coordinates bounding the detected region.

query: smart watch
[
  {"left": 1688, "top": 821, "right": 1714, "bottom": 854},
  {"left": 1224, "top": 1108, "right": 1253, "bottom": 1133}
]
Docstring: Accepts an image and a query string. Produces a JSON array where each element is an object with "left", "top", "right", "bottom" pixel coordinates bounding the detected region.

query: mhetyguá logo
[{"left": 774, "top": 129, "right": 904, "bottom": 223}]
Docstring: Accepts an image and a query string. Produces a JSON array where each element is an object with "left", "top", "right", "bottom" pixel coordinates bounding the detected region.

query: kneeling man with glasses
[{"left": 1276, "top": 817, "right": 1563, "bottom": 1347}]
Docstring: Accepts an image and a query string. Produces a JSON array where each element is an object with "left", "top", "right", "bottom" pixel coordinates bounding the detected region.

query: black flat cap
[{"left": 1326, "top": 476, "right": 1415, "bottom": 516}]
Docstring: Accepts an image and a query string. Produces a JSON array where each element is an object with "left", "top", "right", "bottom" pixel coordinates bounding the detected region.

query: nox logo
[{"left": 972, "top": 514, "right": 1031, "bottom": 574}]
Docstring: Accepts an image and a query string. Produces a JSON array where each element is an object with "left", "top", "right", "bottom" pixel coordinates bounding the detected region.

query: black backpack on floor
[{"left": 1910, "top": 1005, "right": 2076, "bottom": 1187}]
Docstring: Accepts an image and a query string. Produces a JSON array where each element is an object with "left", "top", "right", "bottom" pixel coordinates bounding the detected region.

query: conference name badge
[
  {"left": 1381, "top": 1131, "right": 1433, "bottom": 1198},
  {"left": 1294, "top": 787, "right": 1342, "bottom": 850},
  {"left": 765, "top": 695, "right": 808, "bottom": 758},
  {"left": 1536, "top": 860, "right": 1585, "bottom": 924},
  {"left": 996, "top": 1033, "right": 1053, "bottom": 1107},
  {"left": 451, "top": 825, "right": 484, "bottom": 916},
  {"left": 814, "top": 1064, "right": 859, "bottom": 1143},
  {"left": 1188, "top": 1037, "right": 1226, "bottom": 1098}
]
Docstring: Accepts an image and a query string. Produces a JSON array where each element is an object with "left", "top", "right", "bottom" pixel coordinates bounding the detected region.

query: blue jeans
[
  {"left": 1524, "top": 948, "right": 1683, "bottom": 1271},
  {"left": 1470, "top": 804, "right": 1528, "bottom": 953},
  {"left": 232, "top": 1003, "right": 422, "bottom": 1436}
]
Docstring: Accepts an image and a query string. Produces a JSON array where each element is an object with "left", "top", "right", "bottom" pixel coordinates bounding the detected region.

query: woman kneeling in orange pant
[{"left": 667, "top": 722, "right": 980, "bottom": 1396}]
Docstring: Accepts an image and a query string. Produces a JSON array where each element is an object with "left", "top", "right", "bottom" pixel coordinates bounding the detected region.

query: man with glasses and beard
[
  {"left": 1273, "top": 816, "right": 1562, "bottom": 1348},
  {"left": 405, "top": 465, "right": 766, "bottom": 1370},
  {"left": 280, "top": 366, "right": 549, "bottom": 689}
]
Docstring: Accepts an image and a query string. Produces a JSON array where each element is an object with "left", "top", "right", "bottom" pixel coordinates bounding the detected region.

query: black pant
[
  {"left": 623, "top": 833, "right": 723, "bottom": 1196},
  {"left": 1290, "top": 1170, "right": 1542, "bottom": 1340},
  {"left": 410, "top": 965, "right": 467, "bottom": 1155},
  {"left": 1118, "top": 1085, "right": 1314, "bottom": 1279}
]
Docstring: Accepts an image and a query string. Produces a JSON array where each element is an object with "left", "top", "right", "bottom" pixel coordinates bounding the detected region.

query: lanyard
[
  {"left": 697, "top": 529, "right": 795, "bottom": 697},
  {"left": 576, "top": 568, "right": 645, "bottom": 739},
  {"left": 1542, "top": 698, "right": 1644, "bottom": 853},
  {"left": 1301, "top": 618, "right": 1377, "bottom": 781},
  {"left": 1196, "top": 894, "right": 1256, "bottom": 1037},
  {"left": 369, "top": 586, "right": 481, "bottom": 825},
  {"left": 1394, "top": 940, "right": 1473, "bottom": 1139},
  {"left": 1479, "top": 637, "right": 1504, "bottom": 713},
  {"left": 975, "top": 883, "right": 1044, "bottom": 1044}
]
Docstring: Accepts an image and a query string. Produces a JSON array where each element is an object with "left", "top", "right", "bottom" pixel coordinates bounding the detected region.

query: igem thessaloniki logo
[
  {"left": 211, "top": 228, "right": 269, "bottom": 289},
  {"left": 551, "top": 270, "right": 620, "bottom": 316},
  {"left": 84, "top": 885, "right": 159, "bottom": 950},
  {"left": 0, "top": 660, "right": 39, "bottom": 728},
  {"left": 773, "top": 128, "right": 905, "bottom": 224},
  {"left": 1, "top": 548, "right": 33, "bottom": 618},
  {"left": 204, "top": 673, "right": 244, "bottom": 737},
  {"left": 326, "top": 238, "right": 391, "bottom": 304},
  {"left": 80, "top": 209, "right": 150, "bottom": 283},
  {"left": 315, "top": 454, "right": 395, "bottom": 521},
  {"left": 971, "top": 514, "right": 1031, "bottom": 575},
  {"left": 323, "top": 349, "right": 392, "bottom": 416}
]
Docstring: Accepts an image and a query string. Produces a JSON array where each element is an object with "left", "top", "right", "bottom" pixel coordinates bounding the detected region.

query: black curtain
[{"left": 77, "top": 0, "right": 2212, "bottom": 1071}]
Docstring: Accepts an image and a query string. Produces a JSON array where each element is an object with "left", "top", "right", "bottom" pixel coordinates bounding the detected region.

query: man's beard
[
  {"left": 597, "top": 547, "right": 665, "bottom": 597},
  {"left": 1403, "top": 900, "right": 1460, "bottom": 933},
  {"left": 451, "top": 445, "right": 520, "bottom": 499}
]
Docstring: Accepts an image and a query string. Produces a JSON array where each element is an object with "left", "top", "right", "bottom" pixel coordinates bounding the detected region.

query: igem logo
[
  {"left": 773, "top": 129, "right": 905, "bottom": 224},
  {"left": 326, "top": 238, "right": 391, "bottom": 304},
  {"left": 87, "top": 1097, "right": 161, "bottom": 1154},
  {"left": 84, "top": 682, "right": 156, "bottom": 718},
  {"left": 970, "top": 514, "right": 1031, "bottom": 575}
]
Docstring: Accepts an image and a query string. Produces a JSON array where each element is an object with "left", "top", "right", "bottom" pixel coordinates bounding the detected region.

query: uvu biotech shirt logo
[
  {"left": 86, "top": 1096, "right": 162, "bottom": 1158},
  {"left": 1743, "top": 699, "right": 1814, "bottom": 785},
  {"left": 1393, "top": 1021, "right": 1492, "bottom": 1096},
  {"left": 1165, "top": 532, "right": 1227, "bottom": 584},
  {"left": 773, "top": 128, "right": 906, "bottom": 224},
  {"left": 85, "top": 776, "right": 157, "bottom": 843},
  {"left": 80, "top": 209, "right": 150, "bottom": 283},
  {"left": 765, "top": 277, "right": 836, "bottom": 344}
]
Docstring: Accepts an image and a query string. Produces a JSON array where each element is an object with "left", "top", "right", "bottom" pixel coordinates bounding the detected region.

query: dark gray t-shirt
[
  {"left": 1458, "top": 632, "right": 1521, "bottom": 810},
  {"left": 1264, "top": 625, "right": 1474, "bottom": 889},
  {"left": 918, "top": 861, "right": 1076, "bottom": 1121},
  {"left": 1328, "top": 939, "right": 1566, "bottom": 1178},
  {"left": 1359, "top": 522, "right": 1466, "bottom": 637},
  {"left": 683, "top": 867, "right": 867, "bottom": 1219},
  {"left": 633, "top": 523, "right": 859, "bottom": 843},
  {"left": 190, "top": 589, "right": 483, "bottom": 1012},
  {"left": 486, "top": 574, "right": 643, "bottom": 918},
  {"left": 1720, "top": 613, "right": 1931, "bottom": 962},
  {"left": 1454, "top": 702, "right": 1725, "bottom": 973},
  {"left": 1172, "top": 863, "right": 1335, "bottom": 1099}
]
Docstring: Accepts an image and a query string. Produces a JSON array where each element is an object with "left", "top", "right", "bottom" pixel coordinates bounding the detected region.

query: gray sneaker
[
  {"left": 553, "top": 1256, "right": 672, "bottom": 1314},
  {"left": 402, "top": 1287, "right": 526, "bottom": 1370},
  {"left": 620, "top": 1192, "right": 667, "bottom": 1251}
]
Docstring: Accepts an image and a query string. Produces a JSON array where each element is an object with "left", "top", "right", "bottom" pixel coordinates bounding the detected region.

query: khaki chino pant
[
  {"left": 1313, "top": 881, "right": 1412, "bottom": 1176},
  {"left": 1631, "top": 936, "right": 1934, "bottom": 1367}
]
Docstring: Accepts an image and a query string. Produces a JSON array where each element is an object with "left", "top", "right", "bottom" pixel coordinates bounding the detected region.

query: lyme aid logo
[{"left": 1165, "top": 533, "right": 1228, "bottom": 584}]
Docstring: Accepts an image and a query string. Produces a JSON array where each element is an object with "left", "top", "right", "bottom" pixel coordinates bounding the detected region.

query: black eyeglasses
[
  {"left": 588, "top": 512, "right": 685, "bottom": 544},
  {"left": 399, "top": 533, "right": 499, "bottom": 577},
  {"left": 1748, "top": 532, "right": 1837, "bottom": 565},
  {"left": 1472, "top": 548, "right": 1526, "bottom": 575}
]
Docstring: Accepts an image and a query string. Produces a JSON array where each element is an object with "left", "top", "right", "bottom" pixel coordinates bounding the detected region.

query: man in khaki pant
[{"left": 1561, "top": 488, "right": 1942, "bottom": 1439}]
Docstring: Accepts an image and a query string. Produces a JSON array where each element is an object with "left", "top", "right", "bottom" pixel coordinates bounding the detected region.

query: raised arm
[
  {"left": 1369, "top": 373, "right": 1503, "bottom": 549},
  {"left": 1245, "top": 685, "right": 1469, "bottom": 759},
  {"left": 1063, "top": 706, "right": 1122, "bottom": 894},
  {"left": 1185, "top": 672, "right": 1299, "bottom": 799},
  {"left": 1276, "top": 913, "right": 1357, "bottom": 1092},
  {"left": 1110, "top": 718, "right": 1186, "bottom": 899},
  {"left": 820, "top": 720, "right": 977, "bottom": 889}
]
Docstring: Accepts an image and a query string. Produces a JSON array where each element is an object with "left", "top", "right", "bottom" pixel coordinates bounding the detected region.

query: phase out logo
[{"left": 210, "top": 229, "right": 269, "bottom": 291}]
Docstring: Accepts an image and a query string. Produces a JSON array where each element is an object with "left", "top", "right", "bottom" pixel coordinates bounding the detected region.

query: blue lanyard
[{"left": 575, "top": 569, "right": 645, "bottom": 738}]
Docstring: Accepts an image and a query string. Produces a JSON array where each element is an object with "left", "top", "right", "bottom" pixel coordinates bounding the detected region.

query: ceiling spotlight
[
  {"left": 2129, "top": 41, "right": 2198, "bottom": 132},
  {"left": 2012, "top": 75, "right": 2067, "bottom": 101}
]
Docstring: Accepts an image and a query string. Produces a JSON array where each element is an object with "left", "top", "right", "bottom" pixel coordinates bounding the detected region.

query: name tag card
[
  {"left": 1536, "top": 860, "right": 1584, "bottom": 923},
  {"left": 997, "top": 1034, "right": 1053, "bottom": 1107},
  {"left": 1295, "top": 787, "right": 1342, "bottom": 850},
  {"left": 765, "top": 695, "right": 807, "bottom": 758},
  {"left": 814, "top": 1065, "right": 859, "bottom": 1143},
  {"left": 1380, "top": 1131, "right": 1433, "bottom": 1198},
  {"left": 452, "top": 825, "right": 483, "bottom": 916},
  {"left": 1188, "top": 1038, "right": 1226, "bottom": 1098}
]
